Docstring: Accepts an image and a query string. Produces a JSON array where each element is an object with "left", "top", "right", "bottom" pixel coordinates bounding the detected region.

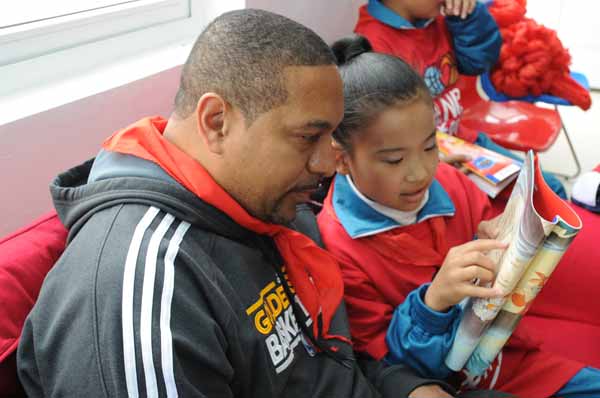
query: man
[{"left": 18, "top": 9, "right": 484, "bottom": 398}]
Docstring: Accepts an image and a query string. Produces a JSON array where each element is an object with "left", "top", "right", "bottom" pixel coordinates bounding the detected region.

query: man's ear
[
  {"left": 195, "top": 93, "right": 228, "bottom": 155},
  {"left": 332, "top": 139, "right": 351, "bottom": 175}
]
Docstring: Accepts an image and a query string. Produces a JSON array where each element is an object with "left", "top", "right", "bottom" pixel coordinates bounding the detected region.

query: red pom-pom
[{"left": 488, "top": 0, "right": 591, "bottom": 110}]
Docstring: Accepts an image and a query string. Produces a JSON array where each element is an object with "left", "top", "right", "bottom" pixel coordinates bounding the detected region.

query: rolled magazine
[{"left": 445, "top": 151, "right": 582, "bottom": 372}]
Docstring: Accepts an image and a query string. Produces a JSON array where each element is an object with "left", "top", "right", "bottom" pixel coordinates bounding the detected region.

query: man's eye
[{"left": 301, "top": 134, "right": 320, "bottom": 143}]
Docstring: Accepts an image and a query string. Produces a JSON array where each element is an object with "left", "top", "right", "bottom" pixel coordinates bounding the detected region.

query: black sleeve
[
  {"left": 357, "top": 354, "right": 457, "bottom": 398},
  {"left": 107, "top": 231, "right": 237, "bottom": 398},
  {"left": 16, "top": 318, "right": 44, "bottom": 398},
  {"left": 459, "top": 390, "right": 515, "bottom": 398}
]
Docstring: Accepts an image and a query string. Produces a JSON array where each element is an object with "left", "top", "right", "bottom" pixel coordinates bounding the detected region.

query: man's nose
[{"left": 308, "top": 136, "right": 336, "bottom": 177}]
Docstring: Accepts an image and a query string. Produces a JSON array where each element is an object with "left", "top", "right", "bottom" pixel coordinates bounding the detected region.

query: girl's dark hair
[{"left": 331, "top": 35, "right": 432, "bottom": 150}]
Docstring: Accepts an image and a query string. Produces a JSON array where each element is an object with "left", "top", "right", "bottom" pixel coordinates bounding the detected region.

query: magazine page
[
  {"left": 465, "top": 155, "right": 583, "bottom": 376},
  {"left": 445, "top": 151, "right": 545, "bottom": 371}
]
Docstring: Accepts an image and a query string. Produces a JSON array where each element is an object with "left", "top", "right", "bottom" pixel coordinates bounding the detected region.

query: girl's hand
[
  {"left": 477, "top": 215, "right": 502, "bottom": 240},
  {"left": 439, "top": 152, "right": 471, "bottom": 174},
  {"left": 442, "top": 0, "right": 477, "bottom": 19},
  {"left": 425, "top": 239, "right": 507, "bottom": 312}
]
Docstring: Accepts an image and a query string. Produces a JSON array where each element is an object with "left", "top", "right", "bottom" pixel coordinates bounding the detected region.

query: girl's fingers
[
  {"left": 479, "top": 223, "right": 500, "bottom": 240},
  {"left": 462, "top": 251, "right": 498, "bottom": 273},
  {"left": 469, "top": 0, "right": 477, "bottom": 15},
  {"left": 440, "top": 153, "right": 471, "bottom": 164},
  {"left": 463, "top": 284, "right": 504, "bottom": 299},
  {"left": 461, "top": 265, "right": 495, "bottom": 284},
  {"left": 451, "top": 239, "right": 508, "bottom": 256},
  {"left": 461, "top": 0, "right": 469, "bottom": 18},
  {"left": 445, "top": 0, "right": 455, "bottom": 15}
]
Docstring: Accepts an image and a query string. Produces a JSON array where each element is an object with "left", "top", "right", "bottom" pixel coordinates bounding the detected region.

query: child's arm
[
  {"left": 445, "top": 1, "right": 502, "bottom": 75},
  {"left": 385, "top": 284, "right": 461, "bottom": 379},
  {"left": 386, "top": 239, "right": 506, "bottom": 378},
  {"left": 335, "top": 254, "right": 457, "bottom": 397}
]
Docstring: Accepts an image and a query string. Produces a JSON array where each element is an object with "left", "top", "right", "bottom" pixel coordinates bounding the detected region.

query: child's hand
[
  {"left": 409, "top": 384, "right": 454, "bottom": 398},
  {"left": 477, "top": 215, "right": 502, "bottom": 240},
  {"left": 439, "top": 152, "right": 471, "bottom": 174},
  {"left": 425, "top": 239, "right": 507, "bottom": 312},
  {"left": 442, "top": 0, "right": 477, "bottom": 19}
]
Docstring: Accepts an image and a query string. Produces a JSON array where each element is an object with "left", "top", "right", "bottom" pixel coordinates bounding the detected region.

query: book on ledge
[
  {"left": 436, "top": 132, "right": 521, "bottom": 198},
  {"left": 444, "top": 151, "right": 583, "bottom": 376}
]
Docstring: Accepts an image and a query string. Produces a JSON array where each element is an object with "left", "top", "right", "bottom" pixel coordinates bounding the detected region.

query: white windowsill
[{"left": 0, "top": 38, "right": 193, "bottom": 127}]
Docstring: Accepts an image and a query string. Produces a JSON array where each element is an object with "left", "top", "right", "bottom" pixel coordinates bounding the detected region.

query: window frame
[
  {"left": 0, "top": 0, "right": 219, "bottom": 99},
  {"left": 0, "top": 0, "right": 193, "bottom": 66}
]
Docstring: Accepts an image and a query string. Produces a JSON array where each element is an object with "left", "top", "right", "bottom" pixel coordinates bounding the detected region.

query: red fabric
[
  {"left": 103, "top": 117, "right": 349, "bottom": 345},
  {"left": 488, "top": 0, "right": 591, "bottom": 110},
  {"left": 317, "top": 163, "right": 583, "bottom": 396},
  {"left": 524, "top": 205, "right": 600, "bottom": 368},
  {"left": 0, "top": 352, "right": 25, "bottom": 397},
  {"left": 0, "top": 211, "right": 67, "bottom": 361},
  {"left": 355, "top": 6, "right": 477, "bottom": 142},
  {"left": 0, "top": 211, "right": 67, "bottom": 394}
]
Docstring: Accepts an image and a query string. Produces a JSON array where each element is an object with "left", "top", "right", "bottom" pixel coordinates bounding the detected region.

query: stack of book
[{"left": 436, "top": 132, "right": 522, "bottom": 198}]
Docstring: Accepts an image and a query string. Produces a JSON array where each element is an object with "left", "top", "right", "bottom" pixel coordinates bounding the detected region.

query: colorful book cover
[
  {"left": 445, "top": 151, "right": 582, "bottom": 373},
  {"left": 436, "top": 132, "right": 521, "bottom": 187}
]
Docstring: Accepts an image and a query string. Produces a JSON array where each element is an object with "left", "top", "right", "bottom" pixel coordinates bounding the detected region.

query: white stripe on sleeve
[
  {"left": 160, "top": 221, "right": 191, "bottom": 398},
  {"left": 140, "top": 213, "right": 175, "bottom": 398},
  {"left": 122, "top": 206, "right": 161, "bottom": 398}
]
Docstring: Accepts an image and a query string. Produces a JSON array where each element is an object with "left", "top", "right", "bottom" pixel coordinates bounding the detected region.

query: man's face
[{"left": 222, "top": 65, "right": 343, "bottom": 224}]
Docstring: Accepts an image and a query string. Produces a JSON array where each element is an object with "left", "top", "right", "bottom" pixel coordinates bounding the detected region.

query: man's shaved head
[{"left": 174, "top": 9, "right": 336, "bottom": 124}]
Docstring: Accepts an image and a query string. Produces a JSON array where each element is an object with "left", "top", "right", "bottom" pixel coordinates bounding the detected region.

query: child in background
[
  {"left": 354, "top": 0, "right": 567, "bottom": 200},
  {"left": 317, "top": 35, "right": 600, "bottom": 397}
]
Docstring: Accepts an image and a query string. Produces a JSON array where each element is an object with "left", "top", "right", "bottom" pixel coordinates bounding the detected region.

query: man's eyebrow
[{"left": 300, "top": 120, "right": 333, "bottom": 130}]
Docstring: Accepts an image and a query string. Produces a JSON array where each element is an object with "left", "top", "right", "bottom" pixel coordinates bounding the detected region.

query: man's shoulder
[{"left": 54, "top": 203, "right": 220, "bottom": 287}]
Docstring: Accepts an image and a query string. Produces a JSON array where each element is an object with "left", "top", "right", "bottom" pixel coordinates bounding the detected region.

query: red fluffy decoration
[{"left": 488, "top": 0, "right": 591, "bottom": 110}]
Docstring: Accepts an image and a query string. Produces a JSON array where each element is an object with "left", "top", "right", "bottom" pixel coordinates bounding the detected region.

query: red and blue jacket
[
  {"left": 317, "top": 163, "right": 583, "bottom": 396},
  {"left": 355, "top": 1, "right": 501, "bottom": 141}
]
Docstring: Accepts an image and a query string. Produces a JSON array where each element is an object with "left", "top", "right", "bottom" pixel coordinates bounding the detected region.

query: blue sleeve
[
  {"left": 556, "top": 367, "right": 600, "bottom": 398},
  {"left": 445, "top": 1, "right": 502, "bottom": 75},
  {"left": 385, "top": 284, "right": 461, "bottom": 379}
]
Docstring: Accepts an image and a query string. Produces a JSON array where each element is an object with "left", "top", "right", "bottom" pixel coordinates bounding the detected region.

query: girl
[{"left": 318, "top": 35, "right": 599, "bottom": 397}]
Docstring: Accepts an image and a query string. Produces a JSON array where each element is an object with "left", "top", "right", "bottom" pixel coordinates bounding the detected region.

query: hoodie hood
[{"left": 50, "top": 150, "right": 252, "bottom": 244}]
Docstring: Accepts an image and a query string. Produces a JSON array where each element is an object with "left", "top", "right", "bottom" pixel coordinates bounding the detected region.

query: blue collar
[
  {"left": 367, "top": 0, "right": 434, "bottom": 29},
  {"left": 332, "top": 174, "right": 455, "bottom": 238}
]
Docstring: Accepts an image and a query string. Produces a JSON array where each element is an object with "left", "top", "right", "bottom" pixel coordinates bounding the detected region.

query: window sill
[{"left": 0, "top": 39, "right": 193, "bottom": 127}]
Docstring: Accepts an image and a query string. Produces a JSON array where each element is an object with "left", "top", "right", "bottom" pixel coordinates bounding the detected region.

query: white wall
[
  {"left": 247, "top": 0, "right": 366, "bottom": 44},
  {"left": 0, "top": 66, "right": 182, "bottom": 236},
  {"left": 527, "top": 0, "right": 600, "bottom": 88}
]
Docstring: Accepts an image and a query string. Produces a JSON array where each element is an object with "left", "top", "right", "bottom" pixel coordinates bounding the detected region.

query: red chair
[
  {"left": 0, "top": 211, "right": 68, "bottom": 397},
  {"left": 456, "top": 75, "right": 583, "bottom": 178}
]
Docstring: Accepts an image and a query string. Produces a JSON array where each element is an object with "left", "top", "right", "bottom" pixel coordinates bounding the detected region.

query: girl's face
[{"left": 337, "top": 99, "right": 439, "bottom": 212}]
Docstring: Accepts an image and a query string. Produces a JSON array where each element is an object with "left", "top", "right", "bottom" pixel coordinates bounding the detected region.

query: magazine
[
  {"left": 445, "top": 151, "right": 582, "bottom": 374},
  {"left": 436, "top": 132, "right": 521, "bottom": 198}
]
